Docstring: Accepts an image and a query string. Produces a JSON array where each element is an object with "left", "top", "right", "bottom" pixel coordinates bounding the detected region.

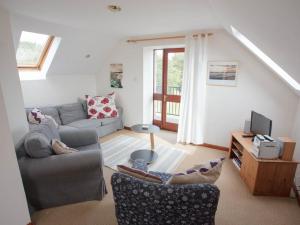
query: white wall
[
  {"left": 21, "top": 75, "right": 97, "bottom": 107},
  {"left": 0, "top": 85, "right": 30, "bottom": 225},
  {"left": 210, "top": 0, "right": 300, "bottom": 85},
  {"left": 205, "top": 30, "right": 298, "bottom": 146},
  {"left": 292, "top": 99, "right": 300, "bottom": 177},
  {"left": 0, "top": 8, "right": 31, "bottom": 224},
  {"left": 96, "top": 38, "right": 184, "bottom": 126},
  {"left": 96, "top": 29, "right": 299, "bottom": 147},
  {"left": 0, "top": 7, "right": 28, "bottom": 144}
]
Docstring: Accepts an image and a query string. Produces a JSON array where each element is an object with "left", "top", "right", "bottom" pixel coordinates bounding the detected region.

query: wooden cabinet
[{"left": 229, "top": 131, "right": 298, "bottom": 197}]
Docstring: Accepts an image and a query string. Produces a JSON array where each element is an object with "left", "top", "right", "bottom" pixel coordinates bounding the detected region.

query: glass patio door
[{"left": 153, "top": 48, "right": 184, "bottom": 131}]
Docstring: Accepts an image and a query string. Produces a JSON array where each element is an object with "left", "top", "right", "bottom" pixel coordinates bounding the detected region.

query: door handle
[{"left": 163, "top": 95, "right": 167, "bottom": 102}]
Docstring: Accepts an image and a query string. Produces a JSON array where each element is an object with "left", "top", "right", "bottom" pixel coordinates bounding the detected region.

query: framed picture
[
  {"left": 110, "top": 64, "right": 123, "bottom": 88},
  {"left": 207, "top": 61, "right": 238, "bottom": 86}
]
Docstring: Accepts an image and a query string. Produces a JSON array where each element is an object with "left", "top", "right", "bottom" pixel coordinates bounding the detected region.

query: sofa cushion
[
  {"left": 117, "top": 165, "right": 163, "bottom": 184},
  {"left": 67, "top": 119, "right": 102, "bottom": 129},
  {"left": 99, "top": 117, "right": 119, "bottom": 126},
  {"left": 24, "top": 132, "right": 53, "bottom": 158},
  {"left": 28, "top": 108, "right": 45, "bottom": 124},
  {"left": 29, "top": 120, "right": 60, "bottom": 141},
  {"left": 86, "top": 94, "right": 118, "bottom": 119},
  {"left": 26, "top": 107, "right": 62, "bottom": 125},
  {"left": 76, "top": 143, "right": 100, "bottom": 151},
  {"left": 168, "top": 158, "right": 225, "bottom": 185},
  {"left": 52, "top": 139, "right": 78, "bottom": 154},
  {"left": 57, "top": 103, "right": 87, "bottom": 125}
]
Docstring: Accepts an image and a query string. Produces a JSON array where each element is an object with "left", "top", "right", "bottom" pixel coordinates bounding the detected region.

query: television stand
[
  {"left": 229, "top": 131, "right": 298, "bottom": 196},
  {"left": 242, "top": 133, "right": 254, "bottom": 138}
]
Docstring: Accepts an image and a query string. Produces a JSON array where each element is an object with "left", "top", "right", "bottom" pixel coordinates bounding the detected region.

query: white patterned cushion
[
  {"left": 28, "top": 108, "right": 45, "bottom": 124},
  {"left": 86, "top": 93, "right": 118, "bottom": 119},
  {"left": 28, "top": 108, "right": 59, "bottom": 128},
  {"left": 52, "top": 139, "right": 78, "bottom": 154},
  {"left": 168, "top": 157, "right": 225, "bottom": 184}
]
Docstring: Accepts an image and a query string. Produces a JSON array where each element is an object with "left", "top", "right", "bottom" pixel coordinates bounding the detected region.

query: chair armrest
[{"left": 59, "top": 128, "right": 98, "bottom": 148}]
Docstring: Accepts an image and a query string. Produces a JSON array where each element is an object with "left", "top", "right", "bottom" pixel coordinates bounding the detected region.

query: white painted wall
[
  {"left": 96, "top": 38, "right": 184, "bottom": 126},
  {"left": 205, "top": 30, "right": 298, "bottom": 146},
  {"left": 292, "top": 99, "right": 300, "bottom": 177},
  {"left": 21, "top": 75, "right": 97, "bottom": 107},
  {"left": 0, "top": 7, "right": 28, "bottom": 144},
  {"left": 0, "top": 8, "right": 31, "bottom": 224},
  {"left": 96, "top": 29, "right": 299, "bottom": 147},
  {"left": 0, "top": 85, "right": 30, "bottom": 225}
]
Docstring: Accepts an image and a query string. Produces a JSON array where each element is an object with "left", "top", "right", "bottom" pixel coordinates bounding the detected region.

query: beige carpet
[{"left": 31, "top": 130, "right": 300, "bottom": 225}]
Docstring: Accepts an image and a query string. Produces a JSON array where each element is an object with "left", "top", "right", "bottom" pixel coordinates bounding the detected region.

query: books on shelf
[{"left": 232, "top": 157, "right": 241, "bottom": 170}]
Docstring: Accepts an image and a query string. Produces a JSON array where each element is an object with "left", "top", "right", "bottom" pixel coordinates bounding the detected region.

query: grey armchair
[
  {"left": 16, "top": 123, "right": 107, "bottom": 213},
  {"left": 111, "top": 170, "right": 220, "bottom": 225}
]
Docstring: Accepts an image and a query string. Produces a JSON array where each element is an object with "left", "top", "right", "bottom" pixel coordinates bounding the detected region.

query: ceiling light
[
  {"left": 231, "top": 26, "right": 300, "bottom": 91},
  {"left": 108, "top": 5, "right": 121, "bottom": 12}
]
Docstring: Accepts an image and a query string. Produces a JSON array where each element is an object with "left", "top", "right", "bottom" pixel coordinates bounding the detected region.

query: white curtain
[{"left": 177, "top": 34, "right": 208, "bottom": 144}]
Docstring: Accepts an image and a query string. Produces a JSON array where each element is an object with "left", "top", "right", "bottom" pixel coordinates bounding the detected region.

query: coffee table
[{"left": 130, "top": 124, "right": 160, "bottom": 164}]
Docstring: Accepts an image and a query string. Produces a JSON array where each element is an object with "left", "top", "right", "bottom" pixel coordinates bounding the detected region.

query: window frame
[{"left": 17, "top": 35, "right": 55, "bottom": 71}]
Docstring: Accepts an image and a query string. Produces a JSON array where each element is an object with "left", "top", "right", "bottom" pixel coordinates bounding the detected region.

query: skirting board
[
  {"left": 200, "top": 143, "right": 229, "bottom": 152},
  {"left": 123, "top": 127, "right": 228, "bottom": 151}
]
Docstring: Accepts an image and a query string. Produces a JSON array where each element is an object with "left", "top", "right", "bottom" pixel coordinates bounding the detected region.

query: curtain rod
[{"left": 127, "top": 33, "right": 213, "bottom": 43}]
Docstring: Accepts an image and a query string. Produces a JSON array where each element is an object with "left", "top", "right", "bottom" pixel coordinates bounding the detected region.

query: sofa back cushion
[
  {"left": 29, "top": 120, "right": 60, "bottom": 141},
  {"left": 57, "top": 103, "right": 87, "bottom": 125},
  {"left": 26, "top": 107, "right": 62, "bottom": 125},
  {"left": 24, "top": 132, "right": 53, "bottom": 158}
]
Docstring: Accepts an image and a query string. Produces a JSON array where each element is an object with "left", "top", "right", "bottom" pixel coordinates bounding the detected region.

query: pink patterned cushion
[{"left": 86, "top": 93, "right": 118, "bottom": 119}]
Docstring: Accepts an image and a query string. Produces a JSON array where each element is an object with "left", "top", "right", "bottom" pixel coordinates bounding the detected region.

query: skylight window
[
  {"left": 231, "top": 26, "right": 300, "bottom": 91},
  {"left": 16, "top": 31, "right": 54, "bottom": 70}
]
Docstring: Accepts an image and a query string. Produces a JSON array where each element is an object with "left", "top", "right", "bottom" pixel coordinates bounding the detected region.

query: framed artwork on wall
[
  {"left": 207, "top": 61, "right": 238, "bottom": 86},
  {"left": 110, "top": 64, "right": 123, "bottom": 88}
]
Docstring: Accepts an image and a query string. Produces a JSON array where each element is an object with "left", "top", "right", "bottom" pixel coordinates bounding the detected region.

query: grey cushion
[
  {"left": 29, "top": 120, "right": 60, "bottom": 141},
  {"left": 58, "top": 103, "right": 87, "bottom": 125},
  {"left": 59, "top": 127, "right": 99, "bottom": 148},
  {"left": 67, "top": 119, "right": 102, "bottom": 129},
  {"left": 79, "top": 99, "right": 88, "bottom": 112},
  {"left": 26, "top": 107, "right": 62, "bottom": 125},
  {"left": 24, "top": 132, "right": 53, "bottom": 158},
  {"left": 99, "top": 117, "right": 119, "bottom": 125}
]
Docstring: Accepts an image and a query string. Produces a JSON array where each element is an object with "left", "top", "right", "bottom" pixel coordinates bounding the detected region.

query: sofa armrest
[
  {"left": 116, "top": 106, "right": 123, "bottom": 117},
  {"left": 59, "top": 128, "right": 98, "bottom": 148},
  {"left": 19, "top": 150, "right": 102, "bottom": 176},
  {"left": 19, "top": 150, "right": 105, "bottom": 209}
]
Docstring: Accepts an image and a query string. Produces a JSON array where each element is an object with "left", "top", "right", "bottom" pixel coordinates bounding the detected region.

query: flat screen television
[{"left": 250, "top": 111, "right": 272, "bottom": 136}]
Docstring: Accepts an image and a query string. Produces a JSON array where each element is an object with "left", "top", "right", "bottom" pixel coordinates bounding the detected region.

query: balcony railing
[{"left": 154, "top": 86, "right": 181, "bottom": 118}]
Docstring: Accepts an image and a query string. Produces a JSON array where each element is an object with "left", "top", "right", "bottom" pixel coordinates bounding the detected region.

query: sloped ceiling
[
  {"left": 0, "top": 0, "right": 220, "bottom": 75},
  {"left": 210, "top": 0, "right": 300, "bottom": 84},
  {"left": 1, "top": 0, "right": 300, "bottom": 86}
]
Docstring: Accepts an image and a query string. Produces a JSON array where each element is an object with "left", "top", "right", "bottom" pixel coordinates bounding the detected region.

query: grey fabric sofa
[
  {"left": 16, "top": 121, "right": 107, "bottom": 214},
  {"left": 17, "top": 101, "right": 123, "bottom": 213},
  {"left": 25, "top": 101, "right": 123, "bottom": 137}
]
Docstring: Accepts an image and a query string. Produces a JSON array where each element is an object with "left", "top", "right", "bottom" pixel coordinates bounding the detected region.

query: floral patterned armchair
[{"left": 111, "top": 169, "right": 220, "bottom": 225}]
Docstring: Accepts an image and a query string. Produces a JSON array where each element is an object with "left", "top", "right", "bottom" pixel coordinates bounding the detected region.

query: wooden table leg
[{"left": 150, "top": 133, "right": 155, "bottom": 150}]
